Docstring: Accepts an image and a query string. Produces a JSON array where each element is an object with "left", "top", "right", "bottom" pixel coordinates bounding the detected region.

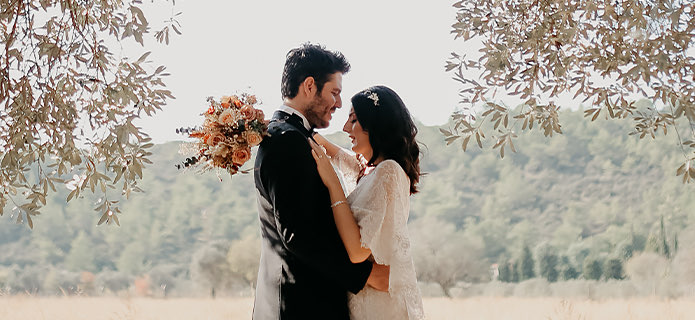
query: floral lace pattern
[{"left": 330, "top": 149, "right": 425, "bottom": 320}]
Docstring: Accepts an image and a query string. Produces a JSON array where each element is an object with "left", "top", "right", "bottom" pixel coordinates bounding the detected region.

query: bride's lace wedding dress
[{"left": 331, "top": 149, "right": 425, "bottom": 320}]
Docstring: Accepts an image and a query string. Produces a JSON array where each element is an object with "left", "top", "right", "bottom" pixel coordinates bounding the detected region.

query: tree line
[{"left": 1, "top": 107, "right": 694, "bottom": 297}]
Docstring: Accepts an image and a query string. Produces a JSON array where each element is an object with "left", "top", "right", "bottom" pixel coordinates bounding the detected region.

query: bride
[{"left": 310, "top": 85, "right": 425, "bottom": 319}]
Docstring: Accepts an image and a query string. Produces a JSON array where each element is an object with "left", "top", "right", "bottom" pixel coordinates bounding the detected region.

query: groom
[{"left": 253, "top": 43, "right": 389, "bottom": 319}]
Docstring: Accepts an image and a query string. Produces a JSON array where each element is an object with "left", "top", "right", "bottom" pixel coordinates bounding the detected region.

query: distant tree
[
  {"left": 646, "top": 216, "right": 673, "bottom": 259},
  {"left": 519, "top": 245, "right": 535, "bottom": 280},
  {"left": 626, "top": 252, "right": 669, "bottom": 294},
  {"left": 583, "top": 258, "right": 603, "bottom": 281},
  {"left": 498, "top": 261, "right": 512, "bottom": 282},
  {"left": 0, "top": 0, "right": 179, "bottom": 228},
  {"left": 646, "top": 231, "right": 661, "bottom": 255},
  {"left": 670, "top": 227, "right": 695, "bottom": 286},
  {"left": 227, "top": 232, "right": 261, "bottom": 290},
  {"left": 65, "top": 232, "right": 97, "bottom": 272},
  {"left": 659, "top": 215, "right": 671, "bottom": 259},
  {"left": 615, "top": 240, "right": 635, "bottom": 261},
  {"left": 510, "top": 260, "right": 520, "bottom": 283},
  {"left": 191, "top": 241, "right": 233, "bottom": 298},
  {"left": 116, "top": 241, "right": 147, "bottom": 276},
  {"left": 603, "top": 258, "right": 625, "bottom": 280},
  {"left": 445, "top": 0, "right": 695, "bottom": 182},
  {"left": 538, "top": 251, "right": 559, "bottom": 282},
  {"left": 411, "top": 217, "right": 487, "bottom": 297},
  {"left": 559, "top": 256, "right": 580, "bottom": 281}
]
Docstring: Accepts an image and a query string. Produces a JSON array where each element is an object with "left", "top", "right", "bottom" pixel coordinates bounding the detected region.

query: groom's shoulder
[
  {"left": 264, "top": 121, "right": 307, "bottom": 148},
  {"left": 268, "top": 121, "right": 303, "bottom": 138}
]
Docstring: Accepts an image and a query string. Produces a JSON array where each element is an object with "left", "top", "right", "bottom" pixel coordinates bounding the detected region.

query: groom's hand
[{"left": 366, "top": 263, "right": 390, "bottom": 292}]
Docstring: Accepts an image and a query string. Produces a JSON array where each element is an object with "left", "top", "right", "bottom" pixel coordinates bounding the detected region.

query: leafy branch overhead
[
  {"left": 0, "top": 0, "right": 180, "bottom": 228},
  {"left": 444, "top": 0, "right": 695, "bottom": 182}
]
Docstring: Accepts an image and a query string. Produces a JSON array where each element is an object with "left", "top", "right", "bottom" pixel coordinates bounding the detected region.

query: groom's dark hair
[{"left": 281, "top": 43, "right": 350, "bottom": 99}]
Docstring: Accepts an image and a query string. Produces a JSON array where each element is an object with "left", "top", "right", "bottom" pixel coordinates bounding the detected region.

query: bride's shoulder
[{"left": 375, "top": 160, "right": 408, "bottom": 180}]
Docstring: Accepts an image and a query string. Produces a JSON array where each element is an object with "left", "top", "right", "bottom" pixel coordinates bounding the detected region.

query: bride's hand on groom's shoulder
[{"left": 309, "top": 138, "right": 341, "bottom": 189}]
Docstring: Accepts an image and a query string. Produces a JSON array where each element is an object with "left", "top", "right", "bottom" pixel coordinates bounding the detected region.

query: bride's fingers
[{"left": 308, "top": 138, "right": 327, "bottom": 158}]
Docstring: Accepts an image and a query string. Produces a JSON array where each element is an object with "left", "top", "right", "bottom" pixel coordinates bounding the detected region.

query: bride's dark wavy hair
[{"left": 352, "top": 85, "right": 422, "bottom": 194}]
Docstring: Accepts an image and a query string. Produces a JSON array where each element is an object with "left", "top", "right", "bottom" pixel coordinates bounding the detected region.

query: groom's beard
[{"left": 304, "top": 94, "right": 331, "bottom": 129}]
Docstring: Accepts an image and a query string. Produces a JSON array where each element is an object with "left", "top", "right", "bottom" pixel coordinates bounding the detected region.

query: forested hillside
[{"left": 1, "top": 108, "right": 694, "bottom": 297}]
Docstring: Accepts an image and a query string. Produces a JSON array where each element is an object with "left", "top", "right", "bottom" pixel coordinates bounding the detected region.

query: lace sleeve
[
  {"left": 349, "top": 160, "right": 410, "bottom": 266},
  {"left": 330, "top": 148, "right": 362, "bottom": 194}
]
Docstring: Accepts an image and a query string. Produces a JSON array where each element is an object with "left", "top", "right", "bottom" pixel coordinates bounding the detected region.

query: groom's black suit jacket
[{"left": 253, "top": 110, "right": 373, "bottom": 320}]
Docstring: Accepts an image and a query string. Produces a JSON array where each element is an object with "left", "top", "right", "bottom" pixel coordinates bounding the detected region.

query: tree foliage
[
  {"left": 445, "top": 0, "right": 695, "bottom": 182},
  {"left": 603, "top": 258, "right": 625, "bottom": 280},
  {"left": 583, "top": 257, "right": 603, "bottom": 280},
  {"left": 519, "top": 245, "right": 535, "bottom": 280},
  {"left": 0, "top": 0, "right": 179, "bottom": 227},
  {"left": 0, "top": 121, "right": 694, "bottom": 295}
]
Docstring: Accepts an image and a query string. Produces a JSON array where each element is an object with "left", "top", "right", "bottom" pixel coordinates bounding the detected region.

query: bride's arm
[
  {"left": 312, "top": 133, "right": 340, "bottom": 158},
  {"left": 309, "top": 139, "right": 371, "bottom": 263}
]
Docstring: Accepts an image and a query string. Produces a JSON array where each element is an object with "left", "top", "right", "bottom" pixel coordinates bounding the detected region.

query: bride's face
[{"left": 343, "top": 108, "right": 372, "bottom": 159}]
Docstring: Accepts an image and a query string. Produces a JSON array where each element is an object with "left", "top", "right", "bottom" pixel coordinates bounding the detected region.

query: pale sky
[{"left": 134, "top": 0, "right": 470, "bottom": 143}]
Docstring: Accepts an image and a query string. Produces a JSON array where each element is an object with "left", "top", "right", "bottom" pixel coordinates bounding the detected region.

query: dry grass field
[{"left": 0, "top": 296, "right": 693, "bottom": 319}]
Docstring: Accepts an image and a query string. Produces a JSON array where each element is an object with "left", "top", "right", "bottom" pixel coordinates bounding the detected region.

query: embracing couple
[{"left": 253, "top": 43, "right": 424, "bottom": 320}]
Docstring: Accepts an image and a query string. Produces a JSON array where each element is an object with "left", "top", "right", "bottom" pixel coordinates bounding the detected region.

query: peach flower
[
  {"left": 254, "top": 109, "right": 265, "bottom": 121},
  {"left": 205, "top": 132, "right": 225, "bottom": 146},
  {"left": 240, "top": 106, "right": 255, "bottom": 120},
  {"left": 232, "top": 147, "right": 251, "bottom": 165},
  {"left": 246, "top": 131, "right": 263, "bottom": 147},
  {"left": 218, "top": 109, "right": 236, "bottom": 125}
]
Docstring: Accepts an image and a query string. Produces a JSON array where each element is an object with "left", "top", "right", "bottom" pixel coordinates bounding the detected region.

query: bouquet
[{"left": 176, "top": 93, "right": 269, "bottom": 176}]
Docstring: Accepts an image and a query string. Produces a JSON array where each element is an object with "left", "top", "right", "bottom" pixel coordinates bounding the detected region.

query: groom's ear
[{"left": 301, "top": 77, "right": 316, "bottom": 96}]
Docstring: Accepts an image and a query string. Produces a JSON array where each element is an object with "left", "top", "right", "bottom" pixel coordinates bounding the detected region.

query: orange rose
[
  {"left": 220, "top": 96, "right": 232, "bottom": 104},
  {"left": 231, "top": 147, "right": 251, "bottom": 165},
  {"left": 240, "top": 106, "right": 255, "bottom": 120},
  {"left": 245, "top": 95, "right": 257, "bottom": 105},
  {"left": 205, "top": 132, "right": 225, "bottom": 146},
  {"left": 254, "top": 108, "right": 265, "bottom": 121},
  {"left": 233, "top": 99, "right": 243, "bottom": 108},
  {"left": 246, "top": 131, "right": 263, "bottom": 147},
  {"left": 207, "top": 105, "right": 215, "bottom": 114}
]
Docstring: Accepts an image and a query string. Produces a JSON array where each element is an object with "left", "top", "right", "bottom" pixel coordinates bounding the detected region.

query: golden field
[{"left": 0, "top": 297, "right": 693, "bottom": 320}]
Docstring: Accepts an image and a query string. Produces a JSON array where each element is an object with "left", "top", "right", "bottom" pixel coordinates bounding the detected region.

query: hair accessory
[{"left": 365, "top": 91, "right": 379, "bottom": 106}]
